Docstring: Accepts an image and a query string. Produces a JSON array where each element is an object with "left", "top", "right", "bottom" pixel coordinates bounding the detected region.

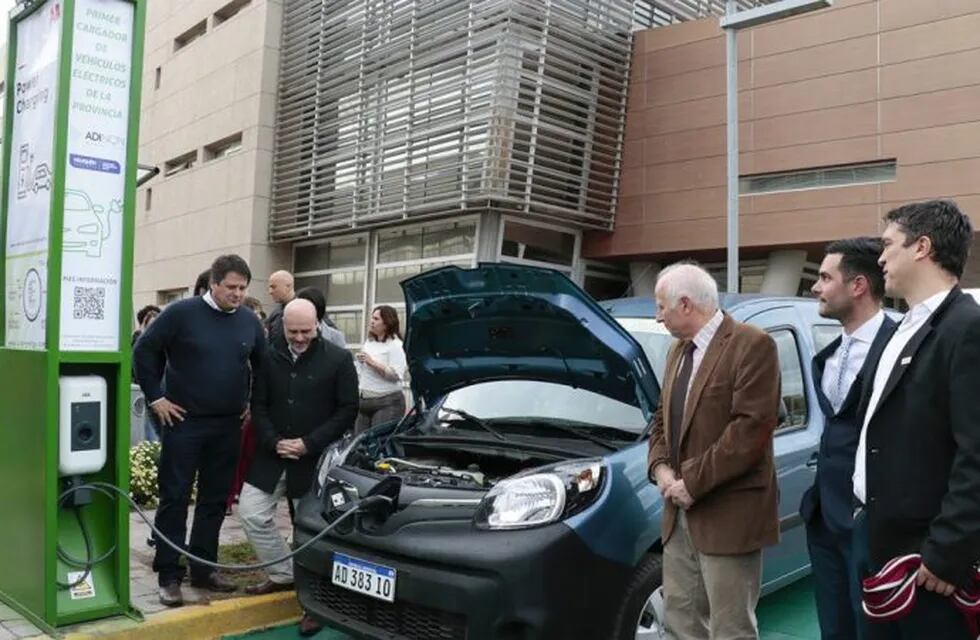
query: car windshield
[
  {"left": 438, "top": 380, "right": 648, "bottom": 433},
  {"left": 432, "top": 315, "right": 675, "bottom": 436}
]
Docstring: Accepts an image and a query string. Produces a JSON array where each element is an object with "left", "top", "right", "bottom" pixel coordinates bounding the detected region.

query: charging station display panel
[
  {"left": 58, "top": 0, "right": 134, "bottom": 351},
  {"left": 4, "top": 0, "right": 62, "bottom": 351}
]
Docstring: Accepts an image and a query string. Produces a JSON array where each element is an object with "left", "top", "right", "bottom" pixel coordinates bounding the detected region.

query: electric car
[{"left": 293, "top": 263, "right": 834, "bottom": 640}]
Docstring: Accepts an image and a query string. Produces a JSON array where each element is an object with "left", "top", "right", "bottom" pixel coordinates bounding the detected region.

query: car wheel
[{"left": 611, "top": 553, "right": 666, "bottom": 640}]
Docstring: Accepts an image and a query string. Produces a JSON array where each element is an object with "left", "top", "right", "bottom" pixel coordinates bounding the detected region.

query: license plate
[{"left": 331, "top": 552, "right": 396, "bottom": 602}]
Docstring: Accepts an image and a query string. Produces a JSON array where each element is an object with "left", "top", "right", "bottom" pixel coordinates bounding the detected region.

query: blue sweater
[{"left": 133, "top": 297, "right": 266, "bottom": 419}]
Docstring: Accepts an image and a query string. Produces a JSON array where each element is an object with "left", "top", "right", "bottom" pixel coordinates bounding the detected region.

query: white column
[
  {"left": 759, "top": 250, "right": 807, "bottom": 295},
  {"left": 628, "top": 261, "right": 661, "bottom": 298}
]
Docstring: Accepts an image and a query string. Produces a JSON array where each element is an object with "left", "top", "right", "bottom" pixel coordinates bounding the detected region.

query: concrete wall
[
  {"left": 133, "top": 0, "right": 287, "bottom": 307},
  {"left": 585, "top": 0, "right": 980, "bottom": 273}
]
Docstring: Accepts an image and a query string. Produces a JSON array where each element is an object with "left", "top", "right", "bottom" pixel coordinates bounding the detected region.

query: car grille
[{"left": 308, "top": 573, "right": 467, "bottom": 640}]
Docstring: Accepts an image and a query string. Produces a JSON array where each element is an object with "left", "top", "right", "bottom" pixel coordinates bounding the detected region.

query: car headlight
[
  {"left": 473, "top": 460, "right": 605, "bottom": 530},
  {"left": 313, "top": 433, "right": 357, "bottom": 496}
]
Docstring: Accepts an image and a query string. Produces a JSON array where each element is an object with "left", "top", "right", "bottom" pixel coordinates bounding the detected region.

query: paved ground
[
  {"left": 0, "top": 502, "right": 293, "bottom": 639},
  {"left": 231, "top": 576, "right": 821, "bottom": 640}
]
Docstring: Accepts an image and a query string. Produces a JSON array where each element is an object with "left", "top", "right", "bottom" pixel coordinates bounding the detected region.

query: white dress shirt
[
  {"left": 853, "top": 289, "right": 951, "bottom": 503},
  {"left": 821, "top": 311, "right": 885, "bottom": 413},
  {"left": 683, "top": 310, "right": 724, "bottom": 403},
  {"left": 203, "top": 291, "right": 236, "bottom": 313}
]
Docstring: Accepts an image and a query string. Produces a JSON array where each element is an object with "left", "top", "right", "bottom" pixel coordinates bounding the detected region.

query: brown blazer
[{"left": 648, "top": 313, "right": 781, "bottom": 555}]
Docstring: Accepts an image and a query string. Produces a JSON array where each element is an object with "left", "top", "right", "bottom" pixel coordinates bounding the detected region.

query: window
[
  {"left": 145, "top": 188, "right": 152, "bottom": 211},
  {"left": 204, "top": 133, "right": 243, "bottom": 161},
  {"left": 154, "top": 66, "right": 161, "bottom": 90},
  {"left": 173, "top": 19, "right": 207, "bottom": 52},
  {"left": 740, "top": 160, "right": 897, "bottom": 196},
  {"left": 293, "top": 235, "right": 369, "bottom": 345},
  {"left": 500, "top": 220, "right": 576, "bottom": 267},
  {"left": 583, "top": 260, "right": 630, "bottom": 301},
  {"left": 812, "top": 325, "right": 841, "bottom": 354},
  {"left": 164, "top": 151, "right": 197, "bottom": 176},
  {"left": 157, "top": 288, "right": 188, "bottom": 305},
  {"left": 770, "top": 329, "right": 807, "bottom": 431},
  {"left": 214, "top": 0, "right": 251, "bottom": 25},
  {"left": 374, "top": 220, "right": 477, "bottom": 306}
]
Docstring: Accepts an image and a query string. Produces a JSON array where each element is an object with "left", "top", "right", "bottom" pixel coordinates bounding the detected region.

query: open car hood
[{"left": 400, "top": 263, "right": 660, "bottom": 419}]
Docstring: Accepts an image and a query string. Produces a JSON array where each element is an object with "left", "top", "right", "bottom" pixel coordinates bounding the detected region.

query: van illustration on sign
[
  {"left": 17, "top": 143, "right": 52, "bottom": 198},
  {"left": 63, "top": 189, "right": 121, "bottom": 258}
]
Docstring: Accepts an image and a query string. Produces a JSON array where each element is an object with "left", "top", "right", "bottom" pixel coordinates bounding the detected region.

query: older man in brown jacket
[{"left": 648, "top": 263, "right": 781, "bottom": 640}]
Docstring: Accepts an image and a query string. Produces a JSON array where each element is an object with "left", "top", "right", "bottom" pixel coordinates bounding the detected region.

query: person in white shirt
[
  {"left": 355, "top": 305, "right": 408, "bottom": 433},
  {"left": 854, "top": 200, "right": 980, "bottom": 640}
]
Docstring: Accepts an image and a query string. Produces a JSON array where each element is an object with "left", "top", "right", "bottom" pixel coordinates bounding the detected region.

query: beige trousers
[{"left": 663, "top": 511, "right": 762, "bottom": 640}]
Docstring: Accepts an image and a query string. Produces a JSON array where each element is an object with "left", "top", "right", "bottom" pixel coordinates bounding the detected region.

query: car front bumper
[{"left": 293, "top": 497, "right": 633, "bottom": 640}]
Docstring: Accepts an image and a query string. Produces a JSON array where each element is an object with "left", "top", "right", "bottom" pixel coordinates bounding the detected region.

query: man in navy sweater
[{"left": 134, "top": 254, "right": 267, "bottom": 606}]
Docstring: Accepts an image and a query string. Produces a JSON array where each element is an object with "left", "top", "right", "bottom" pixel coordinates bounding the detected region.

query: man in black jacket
[
  {"left": 855, "top": 200, "right": 980, "bottom": 639},
  {"left": 238, "top": 300, "right": 357, "bottom": 610},
  {"left": 801, "top": 238, "right": 896, "bottom": 640}
]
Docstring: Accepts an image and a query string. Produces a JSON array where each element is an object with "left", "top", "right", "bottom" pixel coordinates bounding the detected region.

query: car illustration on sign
[{"left": 63, "top": 189, "right": 119, "bottom": 258}]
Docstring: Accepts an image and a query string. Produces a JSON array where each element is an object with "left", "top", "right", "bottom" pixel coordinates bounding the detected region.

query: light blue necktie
[{"left": 833, "top": 336, "right": 852, "bottom": 412}]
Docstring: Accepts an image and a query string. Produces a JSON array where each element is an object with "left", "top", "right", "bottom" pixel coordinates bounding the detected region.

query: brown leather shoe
[
  {"left": 190, "top": 572, "right": 237, "bottom": 592},
  {"left": 298, "top": 613, "right": 322, "bottom": 637},
  {"left": 244, "top": 579, "right": 294, "bottom": 595},
  {"left": 159, "top": 583, "right": 184, "bottom": 607}
]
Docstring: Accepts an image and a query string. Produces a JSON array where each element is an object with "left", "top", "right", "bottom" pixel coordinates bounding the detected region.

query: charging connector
[{"left": 62, "top": 476, "right": 92, "bottom": 508}]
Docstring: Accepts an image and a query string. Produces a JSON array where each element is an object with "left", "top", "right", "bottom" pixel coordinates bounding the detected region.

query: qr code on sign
[{"left": 73, "top": 286, "right": 105, "bottom": 320}]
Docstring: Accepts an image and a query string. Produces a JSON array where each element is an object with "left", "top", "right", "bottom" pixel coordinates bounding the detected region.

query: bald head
[
  {"left": 654, "top": 263, "right": 719, "bottom": 340},
  {"left": 283, "top": 298, "right": 318, "bottom": 354},
  {"left": 268, "top": 270, "right": 295, "bottom": 304}
]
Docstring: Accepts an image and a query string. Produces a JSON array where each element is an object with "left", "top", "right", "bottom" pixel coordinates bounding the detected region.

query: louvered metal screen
[
  {"left": 271, "top": 0, "right": 636, "bottom": 241},
  {"left": 633, "top": 0, "right": 764, "bottom": 28}
]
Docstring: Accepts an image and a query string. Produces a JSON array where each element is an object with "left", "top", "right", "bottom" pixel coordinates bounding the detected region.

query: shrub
[{"left": 130, "top": 441, "right": 161, "bottom": 508}]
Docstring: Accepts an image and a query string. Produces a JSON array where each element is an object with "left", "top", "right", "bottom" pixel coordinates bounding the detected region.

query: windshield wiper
[
  {"left": 439, "top": 406, "right": 506, "bottom": 441},
  {"left": 505, "top": 418, "right": 619, "bottom": 452}
]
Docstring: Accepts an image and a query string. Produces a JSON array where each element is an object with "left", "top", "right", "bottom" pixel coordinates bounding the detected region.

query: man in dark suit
[
  {"left": 800, "top": 238, "right": 897, "bottom": 640},
  {"left": 648, "top": 262, "right": 781, "bottom": 640},
  {"left": 855, "top": 200, "right": 980, "bottom": 639},
  {"left": 238, "top": 298, "right": 358, "bottom": 634}
]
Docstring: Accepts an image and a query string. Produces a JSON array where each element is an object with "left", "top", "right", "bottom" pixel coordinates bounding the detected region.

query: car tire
[{"left": 611, "top": 552, "right": 665, "bottom": 640}]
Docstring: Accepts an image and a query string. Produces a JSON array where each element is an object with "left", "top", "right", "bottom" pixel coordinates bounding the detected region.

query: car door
[{"left": 741, "top": 304, "right": 822, "bottom": 592}]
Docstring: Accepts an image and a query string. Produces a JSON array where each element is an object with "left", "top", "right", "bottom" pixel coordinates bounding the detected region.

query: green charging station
[{"left": 0, "top": 0, "right": 145, "bottom": 630}]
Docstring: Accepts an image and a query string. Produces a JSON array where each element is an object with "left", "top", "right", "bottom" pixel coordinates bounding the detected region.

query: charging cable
[{"left": 56, "top": 481, "right": 385, "bottom": 591}]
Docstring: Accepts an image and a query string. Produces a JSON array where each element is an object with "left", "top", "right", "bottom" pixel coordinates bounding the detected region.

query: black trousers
[
  {"left": 855, "top": 512, "right": 972, "bottom": 640},
  {"left": 807, "top": 514, "right": 869, "bottom": 640},
  {"left": 153, "top": 416, "right": 240, "bottom": 586}
]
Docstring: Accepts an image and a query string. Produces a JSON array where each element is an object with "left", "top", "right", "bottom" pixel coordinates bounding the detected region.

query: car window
[
  {"left": 812, "top": 324, "right": 840, "bottom": 353},
  {"left": 769, "top": 329, "right": 807, "bottom": 431}
]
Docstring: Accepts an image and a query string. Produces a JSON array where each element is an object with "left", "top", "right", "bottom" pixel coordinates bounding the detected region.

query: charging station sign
[
  {"left": 3, "top": 0, "right": 62, "bottom": 350},
  {"left": 58, "top": 0, "right": 134, "bottom": 351}
]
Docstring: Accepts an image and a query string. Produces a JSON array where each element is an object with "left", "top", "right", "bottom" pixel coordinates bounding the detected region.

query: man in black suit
[
  {"left": 855, "top": 200, "right": 980, "bottom": 639},
  {"left": 238, "top": 298, "right": 358, "bottom": 635},
  {"left": 801, "top": 237, "right": 896, "bottom": 640}
]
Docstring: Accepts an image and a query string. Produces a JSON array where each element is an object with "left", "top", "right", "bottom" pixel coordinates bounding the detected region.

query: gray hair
[{"left": 656, "top": 263, "right": 719, "bottom": 312}]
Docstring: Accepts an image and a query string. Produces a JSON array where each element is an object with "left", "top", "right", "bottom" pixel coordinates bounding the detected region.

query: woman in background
[{"left": 355, "top": 305, "right": 407, "bottom": 433}]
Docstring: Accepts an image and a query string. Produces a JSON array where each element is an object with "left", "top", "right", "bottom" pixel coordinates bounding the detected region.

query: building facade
[
  {"left": 585, "top": 0, "right": 980, "bottom": 295},
  {"left": 133, "top": 0, "right": 286, "bottom": 307},
  {"left": 131, "top": 0, "right": 980, "bottom": 344},
  {"left": 131, "top": 0, "right": 772, "bottom": 344}
]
